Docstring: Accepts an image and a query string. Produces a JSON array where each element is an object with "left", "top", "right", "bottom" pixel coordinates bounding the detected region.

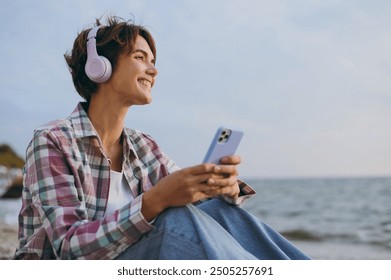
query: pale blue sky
[{"left": 1, "top": 0, "right": 390, "bottom": 178}]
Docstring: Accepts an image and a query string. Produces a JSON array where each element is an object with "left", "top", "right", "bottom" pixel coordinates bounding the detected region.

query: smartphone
[{"left": 202, "top": 127, "right": 244, "bottom": 164}]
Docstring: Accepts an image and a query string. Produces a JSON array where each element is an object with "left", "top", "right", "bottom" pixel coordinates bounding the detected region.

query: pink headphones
[{"left": 85, "top": 25, "right": 112, "bottom": 83}]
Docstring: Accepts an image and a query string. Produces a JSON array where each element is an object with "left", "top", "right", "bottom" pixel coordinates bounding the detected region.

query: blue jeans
[{"left": 115, "top": 199, "right": 310, "bottom": 260}]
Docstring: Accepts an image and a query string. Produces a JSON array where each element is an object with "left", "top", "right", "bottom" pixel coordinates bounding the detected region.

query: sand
[{"left": 0, "top": 222, "right": 18, "bottom": 260}]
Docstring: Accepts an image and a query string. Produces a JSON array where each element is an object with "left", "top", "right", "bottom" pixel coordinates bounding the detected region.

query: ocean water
[
  {"left": 0, "top": 198, "right": 20, "bottom": 225},
  {"left": 242, "top": 177, "right": 391, "bottom": 259},
  {"left": 1, "top": 177, "right": 390, "bottom": 259}
]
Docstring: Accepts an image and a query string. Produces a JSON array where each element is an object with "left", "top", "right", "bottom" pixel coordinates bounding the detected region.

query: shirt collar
[
  {"left": 69, "top": 102, "right": 98, "bottom": 139},
  {"left": 70, "top": 102, "right": 139, "bottom": 159},
  {"left": 122, "top": 128, "right": 139, "bottom": 160}
]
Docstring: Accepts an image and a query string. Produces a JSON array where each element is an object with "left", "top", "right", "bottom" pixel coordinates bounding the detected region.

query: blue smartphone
[{"left": 202, "top": 127, "right": 244, "bottom": 164}]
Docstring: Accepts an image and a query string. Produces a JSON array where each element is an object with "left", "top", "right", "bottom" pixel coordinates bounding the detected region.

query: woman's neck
[{"left": 87, "top": 94, "right": 129, "bottom": 171}]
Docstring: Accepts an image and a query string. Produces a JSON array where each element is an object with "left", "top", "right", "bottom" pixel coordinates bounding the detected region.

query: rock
[
  {"left": 1, "top": 183, "right": 23, "bottom": 199},
  {"left": 0, "top": 168, "right": 23, "bottom": 199},
  {"left": 0, "top": 144, "right": 25, "bottom": 169},
  {"left": 0, "top": 144, "right": 25, "bottom": 199}
]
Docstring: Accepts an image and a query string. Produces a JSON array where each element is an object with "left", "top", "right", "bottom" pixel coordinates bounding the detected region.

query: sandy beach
[{"left": 0, "top": 222, "right": 18, "bottom": 260}]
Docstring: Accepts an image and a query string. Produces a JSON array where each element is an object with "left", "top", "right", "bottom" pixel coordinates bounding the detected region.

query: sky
[{"left": 0, "top": 0, "right": 390, "bottom": 179}]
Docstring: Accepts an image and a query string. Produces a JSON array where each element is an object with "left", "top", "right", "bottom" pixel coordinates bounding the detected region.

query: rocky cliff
[{"left": 0, "top": 144, "right": 24, "bottom": 198}]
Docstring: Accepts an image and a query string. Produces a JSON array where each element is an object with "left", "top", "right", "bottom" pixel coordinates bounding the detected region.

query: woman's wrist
[{"left": 141, "top": 188, "right": 167, "bottom": 222}]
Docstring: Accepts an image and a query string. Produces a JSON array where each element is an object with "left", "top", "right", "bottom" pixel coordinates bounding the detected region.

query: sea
[
  {"left": 1, "top": 176, "right": 390, "bottom": 260},
  {"left": 242, "top": 176, "right": 391, "bottom": 259}
]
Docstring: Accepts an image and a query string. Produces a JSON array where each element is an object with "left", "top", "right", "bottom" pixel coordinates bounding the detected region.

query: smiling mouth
[{"left": 138, "top": 79, "right": 152, "bottom": 89}]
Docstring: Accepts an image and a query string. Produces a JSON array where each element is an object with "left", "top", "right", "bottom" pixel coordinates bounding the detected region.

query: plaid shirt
[{"left": 15, "top": 102, "right": 255, "bottom": 260}]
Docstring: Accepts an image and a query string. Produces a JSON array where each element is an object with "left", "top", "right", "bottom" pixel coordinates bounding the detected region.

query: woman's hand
[
  {"left": 209, "top": 155, "right": 241, "bottom": 200},
  {"left": 141, "top": 156, "right": 242, "bottom": 221}
]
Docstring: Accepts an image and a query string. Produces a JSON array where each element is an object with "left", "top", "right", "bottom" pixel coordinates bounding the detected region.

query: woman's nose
[{"left": 147, "top": 63, "right": 158, "bottom": 77}]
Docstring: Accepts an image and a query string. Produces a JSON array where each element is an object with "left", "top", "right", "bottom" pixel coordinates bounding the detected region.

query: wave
[
  {"left": 281, "top": 228, "right": 391, "bottom": 250},
  {"left": 280, "top": 229, "right": 323, "bottom": 241},
  {"left": 281, "top": 229, "right": 358, "bottom": 242}
]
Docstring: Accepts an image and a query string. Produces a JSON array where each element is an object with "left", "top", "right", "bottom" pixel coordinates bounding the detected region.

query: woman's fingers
[
  {"left": 220, "top": 155, "right": 241, "bottom": 165},
  {"left": 206, "top": 175, "right": 237, "bottom": 187},
  {"left": 184, "top": 164, "right": 239, "bottom": 188},
  {"left": 183, "top": 156, "right": 241, "bottom": 178},
  {"left": 185, "top": 163, "right": 215, "bottom": 175},
  {"left": 212, "top": 165, "right": 238, "bottom": 176},
  {"left": 200, "top": 182, "right": 239, "bottom": 198}
]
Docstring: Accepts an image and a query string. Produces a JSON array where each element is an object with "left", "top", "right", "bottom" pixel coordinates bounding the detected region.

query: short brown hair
[{"left": 64, "top": 16, "right": 156, "bottom": 102}]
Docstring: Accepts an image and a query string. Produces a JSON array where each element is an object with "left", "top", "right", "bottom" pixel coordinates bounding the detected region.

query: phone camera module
[{"left": 218, "top": 129, "right": 231, "bottom": 143}]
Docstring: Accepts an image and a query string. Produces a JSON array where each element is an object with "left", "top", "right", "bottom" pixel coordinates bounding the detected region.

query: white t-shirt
[{"left": 106, "top": 170, "right": 134, "bottom": 214}]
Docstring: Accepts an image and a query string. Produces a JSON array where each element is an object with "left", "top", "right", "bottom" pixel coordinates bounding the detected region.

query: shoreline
[
  {"left": 293, "top": 240, "right": 391, "bottom": 260},
  {"left": 0, "top": 222, "right": 18, "bottom": 260}
]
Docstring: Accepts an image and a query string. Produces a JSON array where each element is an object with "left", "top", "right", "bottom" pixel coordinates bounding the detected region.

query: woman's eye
[{"left": 135, "top": 55, "right": 145, "bottom": 61}]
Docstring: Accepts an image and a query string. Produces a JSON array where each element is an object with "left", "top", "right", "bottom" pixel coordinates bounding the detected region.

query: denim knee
[{"left": 152, "top": 204, "right": 202, "bottom": 244}]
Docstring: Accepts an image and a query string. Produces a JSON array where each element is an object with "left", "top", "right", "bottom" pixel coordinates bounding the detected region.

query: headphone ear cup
[
  {"left": 85, "top": 55, "right": 112, "bottom": 83},
  {"left": 97, "top": 56, "right": 112, "bottom": 83}
]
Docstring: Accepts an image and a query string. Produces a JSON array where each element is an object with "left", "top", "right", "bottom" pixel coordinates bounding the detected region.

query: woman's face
[{"left": 109, "top": 35, "right": 158, "bottom": 106}]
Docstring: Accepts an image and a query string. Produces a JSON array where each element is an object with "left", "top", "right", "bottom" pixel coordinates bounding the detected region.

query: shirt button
[{"left": 115, "top": 246, "right": 124, "bottom": 254}]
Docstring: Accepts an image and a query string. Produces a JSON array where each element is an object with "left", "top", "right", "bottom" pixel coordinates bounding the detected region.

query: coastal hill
[
  {"left": 0, "top": 144, "right": 24, "bottom": 198},
  {"left": 0, "top": 144, "right": 24, "bottom": 168}
]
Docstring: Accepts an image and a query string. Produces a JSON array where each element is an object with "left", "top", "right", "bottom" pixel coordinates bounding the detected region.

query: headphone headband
[{"left": 87, "top": 25, "right": 101, "bottom": 41}]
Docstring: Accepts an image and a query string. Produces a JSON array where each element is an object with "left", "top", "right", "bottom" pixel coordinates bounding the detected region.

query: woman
[{"left": 14, "top": 16, "right": 309, "bottom": 260}]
